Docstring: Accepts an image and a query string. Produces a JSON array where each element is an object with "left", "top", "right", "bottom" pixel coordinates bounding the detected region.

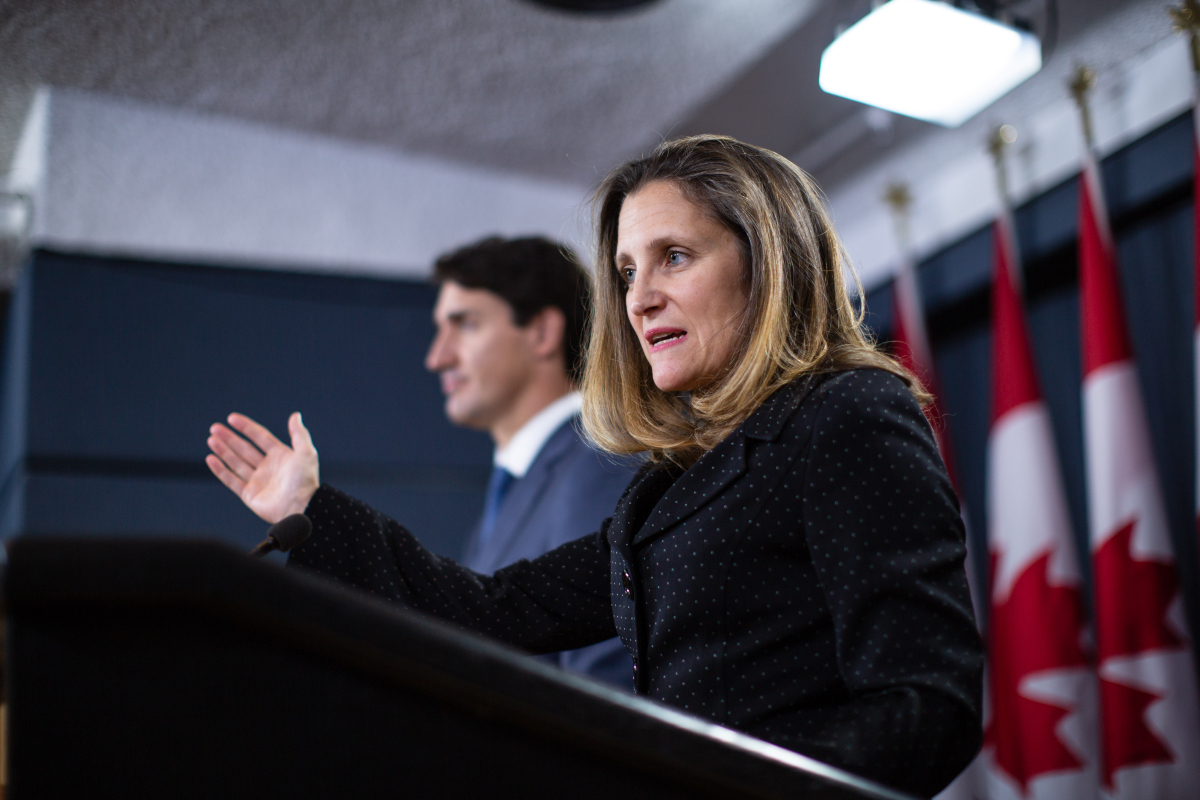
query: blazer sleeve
[
  {"left": 287, "top": 485, "right": 618, "bottom": 654},
  {"left": 800, "top": 372, "right": 984, "bottom": 797}
]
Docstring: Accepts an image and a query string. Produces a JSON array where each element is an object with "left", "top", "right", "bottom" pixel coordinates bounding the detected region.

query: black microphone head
[{"left": 267, "top": 513, "right": 312, "bottom": 553}]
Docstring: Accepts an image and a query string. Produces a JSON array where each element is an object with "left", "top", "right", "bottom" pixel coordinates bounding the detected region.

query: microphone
[{"left": 249, "top": 513, "right": 312, "bottom": 558}]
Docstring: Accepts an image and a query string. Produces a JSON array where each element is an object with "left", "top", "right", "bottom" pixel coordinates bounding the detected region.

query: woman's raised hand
[{"left": 206, "top": 412, "right": 320, "bottom": 525}]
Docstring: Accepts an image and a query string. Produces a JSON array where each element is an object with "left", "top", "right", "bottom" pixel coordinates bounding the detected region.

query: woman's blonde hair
[{"left": 581, "top": 134, "right": 927, "bottom": 467}]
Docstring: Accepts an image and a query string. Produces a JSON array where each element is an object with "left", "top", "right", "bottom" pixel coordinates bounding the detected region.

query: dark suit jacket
[
  {"left": 461, "top": 418, "right": 639, "bottom": 687},
  {"left": 290, "top": 369, "right": 984, "bottom": 797}
]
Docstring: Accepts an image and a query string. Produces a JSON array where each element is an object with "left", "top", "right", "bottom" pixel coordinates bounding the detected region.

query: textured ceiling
[
  {"left": 0, "top": 0, "right": 817, "bottom": 186},
  {"left": 0, "top": 0, "right": 1150, "bottom": 193}
]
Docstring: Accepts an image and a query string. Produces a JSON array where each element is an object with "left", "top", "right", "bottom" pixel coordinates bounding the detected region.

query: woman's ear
[{"left": 527, "top": 306, "right": 568, "bottom": 362}]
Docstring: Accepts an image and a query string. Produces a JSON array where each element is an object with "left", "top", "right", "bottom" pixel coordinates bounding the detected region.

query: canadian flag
[
  {"left": 892, "top": 254, "right": 961, "bottom": 488},
  {"left": 891, "top": 236, "right": 985, "bottom": 622},
  {"left": 983, "top": 209, "right": 1098, "bottom": 800},
  {"left": 1080, "top": 148, "right": 1200, "bottom": 798},
  {"left": 893, "top": 229, "right": 986, "bottom": 800}
]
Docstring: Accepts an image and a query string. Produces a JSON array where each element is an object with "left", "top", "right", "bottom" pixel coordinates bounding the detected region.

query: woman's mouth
[{"left": 645, "top": 328, "right": 687, "bottom": 352}]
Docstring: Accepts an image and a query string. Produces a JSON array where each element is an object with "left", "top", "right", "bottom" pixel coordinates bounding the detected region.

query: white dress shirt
[{"left": 494, "top": 392, "right": 583, "bottom": 479}]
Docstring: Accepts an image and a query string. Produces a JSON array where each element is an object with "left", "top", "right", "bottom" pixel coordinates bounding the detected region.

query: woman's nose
[{"left": 627, "top": 279, "right": 663, "bottom": 317}]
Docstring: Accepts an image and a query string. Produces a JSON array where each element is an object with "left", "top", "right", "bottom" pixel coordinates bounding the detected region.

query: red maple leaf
[
  {"left": 1098, "top": 676, "right": 1170, "bottom": 788},
  {"left": 1092, "top": 521, "right": 1184, "bottom": 786},
  {"left": 1093, "top": 522, "right": 1184, "bottom": 660},
  {"left": 986, "top": 551, "right": 1090, "bottom": 793}
]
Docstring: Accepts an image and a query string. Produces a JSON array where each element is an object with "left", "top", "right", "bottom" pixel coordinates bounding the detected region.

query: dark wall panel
[
  {"left": 1, "top": 252, "right": 492, "bottom": 557},
  {"left": 1118, "top": 204, "right": 1195, "bottom": 536},
  {"left": 24, "top": 253, "right": 489, "bottom": 467},
  {"left": 927, "top": 323, "right": 990, "bottom": 601}
]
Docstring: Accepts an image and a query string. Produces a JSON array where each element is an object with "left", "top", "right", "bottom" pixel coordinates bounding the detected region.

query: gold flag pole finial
[
  {"left": 883, "top": 182, "right": 913, "bottom": 253},
  {"left": 1169, "top": 0, "right": 1200, "bottom": 74},
  {"left": 883, "top": 182, "right": 912, "bottom": 215},
  {"left": 1069, "top": 64, "right": 1098, "bottom": 150},
  {"left": 988, "top": 125, "right": 1018, "bottom": 204}
]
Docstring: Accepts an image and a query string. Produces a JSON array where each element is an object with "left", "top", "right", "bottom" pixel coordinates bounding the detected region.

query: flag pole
[
  {"left": 988, "top": 124, "right": 1022, "bottom": 291},
  {"left": 1169, "top": 1, "right": 1200, "bottom": 141},
  {"left": 881, "top": 181, "right": 981, "bottom": 628},
  {"left": 1069, "top": 64, "right": 1098, "bottom": 153},
  {"left": 882, "top": 181, "right": 934, "bottom": 379},
  {"left": 1070, "top": 65, "right": 1115, "bottom": 256},
  {"left": 883, "top": 181, "right": 913, "bottom": 256},
  {"left": 1168, "top": 0, "right": 1200, "bottom": 76},
  {"left": 987, "top": 124, "right": 1016, "bottom": 208}
]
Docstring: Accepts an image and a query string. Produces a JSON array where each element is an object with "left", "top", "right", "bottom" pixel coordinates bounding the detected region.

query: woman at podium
[{"left": 206, "top": 135, "right": 984, "bottom": 798}]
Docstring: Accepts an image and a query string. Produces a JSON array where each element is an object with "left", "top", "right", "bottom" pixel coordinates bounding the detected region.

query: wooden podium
[{"left": 2, "top": 538, "right": 911, "bottom": 799}]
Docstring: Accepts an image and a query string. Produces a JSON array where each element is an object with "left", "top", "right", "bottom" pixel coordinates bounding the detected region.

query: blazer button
[
  {"left": 621, "top": 569, "right": 632, "bottom": 597},
  {"left": 631, "top": 657, "right": 638, "bottom": 683}
]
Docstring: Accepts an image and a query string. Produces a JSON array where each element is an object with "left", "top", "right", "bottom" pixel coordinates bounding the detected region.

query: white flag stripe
[
  {"left": 988, "top": 402, "right": 1081, "bottom": 601},
  {"left": 894, "top": 262, "right": 936, "bottom": 375},
  {"left": 1083, "top": 365, "right": 1176, "bottom": 558}
]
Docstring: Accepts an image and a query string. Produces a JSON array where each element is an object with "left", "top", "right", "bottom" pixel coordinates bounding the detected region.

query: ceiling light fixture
[{"left": 818, "top": 0, "right": 1042, "bottom": 127}]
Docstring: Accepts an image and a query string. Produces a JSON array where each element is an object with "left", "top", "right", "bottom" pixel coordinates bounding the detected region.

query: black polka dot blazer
[{"left": 289, "top": 369, "right": 984, "bottom": 797}]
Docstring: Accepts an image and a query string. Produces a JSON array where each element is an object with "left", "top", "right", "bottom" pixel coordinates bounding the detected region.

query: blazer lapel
[
  {"left": 629, "top": 431, "right": 747, "bottom": 548},
  {"left": 628, "top": 377, "right": 821, "bottom": 549},
  {"left": 741, "top": 374, "right": 819, "bottom": 441},
  {"left": 606, "top": 463, "right": 679, "bottom": 562}
]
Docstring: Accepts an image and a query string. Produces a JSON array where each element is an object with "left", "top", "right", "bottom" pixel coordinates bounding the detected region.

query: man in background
[{"left": 424, "top": 236, "right": 638, "bottom": 688}]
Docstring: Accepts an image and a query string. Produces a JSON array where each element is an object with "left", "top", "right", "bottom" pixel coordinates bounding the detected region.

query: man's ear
[{"left": 526, "top": 307, "right": 567, "bottom": 362}]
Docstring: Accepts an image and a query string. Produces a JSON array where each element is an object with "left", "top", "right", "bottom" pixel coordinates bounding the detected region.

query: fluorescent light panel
[{"left": 818, "top": 0, "right": 1041, "bottom": 127}]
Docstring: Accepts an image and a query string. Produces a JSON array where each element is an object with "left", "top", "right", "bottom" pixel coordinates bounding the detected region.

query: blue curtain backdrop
[{"left": 863, "top": 110, "right": 1199, "bottom": 639}]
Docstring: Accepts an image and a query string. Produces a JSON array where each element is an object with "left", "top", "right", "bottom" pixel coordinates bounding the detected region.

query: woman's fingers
[
  {"left": 206, "top": 432, "right": 257, "bottom": 485},
  {"left": 288, "top": 411, "right": 315, "bottom": 455},
  {"left": 205, "top": 453, "right": 247, "bottom": 496},
  {"left": 209, "top": 422, "right": 265, "bottom": 469},
  {"left": 228, "top": 413, "right": 284, "bottom": 455}
]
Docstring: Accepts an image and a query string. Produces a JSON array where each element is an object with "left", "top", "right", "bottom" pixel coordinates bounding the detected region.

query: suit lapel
[
  {"left": 486, "top": 422, "right": 577, "bottom": 565},
  {"left": 461, "top": 515, "right": 486, "bottom": 566}
]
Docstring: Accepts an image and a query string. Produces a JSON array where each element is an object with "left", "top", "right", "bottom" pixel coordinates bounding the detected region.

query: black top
[{"left": 289, "top": 369, "right": 984, "bottom": 797}]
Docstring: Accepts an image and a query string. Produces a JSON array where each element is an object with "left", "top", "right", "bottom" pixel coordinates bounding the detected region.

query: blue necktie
[{"left": 478, "top": 465, "right": 515, "bottom": 545}]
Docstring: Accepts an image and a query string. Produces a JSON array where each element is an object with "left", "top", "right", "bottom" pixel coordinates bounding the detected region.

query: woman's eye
[
  {"left": 621, "top": 267, "right": 636, "bottom": 284},
  {"left": 667, "top": 251, "right": 683, "bottom": 265}
]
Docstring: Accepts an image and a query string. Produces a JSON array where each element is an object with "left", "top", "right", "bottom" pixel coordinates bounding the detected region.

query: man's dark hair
[{"left": 434, "top": 236, "right": 591, "bottom": 383}]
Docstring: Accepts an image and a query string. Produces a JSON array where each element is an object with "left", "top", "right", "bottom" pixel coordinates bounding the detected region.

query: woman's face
[{"left": 616, "top": 180, "right": 750, "bottom": 393}]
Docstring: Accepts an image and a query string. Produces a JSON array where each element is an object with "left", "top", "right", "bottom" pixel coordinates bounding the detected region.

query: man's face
[{"left": 425, "top": 281, "right": 537, "bottom": 432}]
